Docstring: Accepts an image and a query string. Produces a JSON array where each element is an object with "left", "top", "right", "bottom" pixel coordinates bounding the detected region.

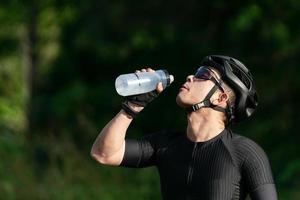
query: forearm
[
  {"left": 91, "top": 110, "right": 132, "bottom": 164},
  {"left": 91, "top": 104, "right": 143, "bottom": 165}
]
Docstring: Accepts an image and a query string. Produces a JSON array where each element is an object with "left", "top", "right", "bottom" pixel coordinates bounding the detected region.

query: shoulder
[
  {"left": 232, "top": 134, "right": 275, "bottom": 191},
  {"left": 222, "top": 130, "right": 275, "bottom": 191},
  {"left": 220, "top": 129, "right": 263, "bottom": 153},
  {"left": 221, "top": 130, "right": 270, "bottom": 167},
  {"left": 230, "top": 132, "right": 273, "bottom": 175},
  {"left": 231, "top": 133, "right": 267, "bottom": 160}
]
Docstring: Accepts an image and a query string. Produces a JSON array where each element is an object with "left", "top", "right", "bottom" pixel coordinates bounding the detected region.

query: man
[{"left": 91, "top": 55, "right": 278, "bottom": 200}]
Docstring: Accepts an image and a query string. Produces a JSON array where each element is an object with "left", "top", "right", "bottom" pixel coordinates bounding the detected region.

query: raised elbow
[
  {"left": 90, "top": 152, "right": 105, "bottom": 165},
  {"left": 90, "top": 148, "right": 113, "bottom": 165},
  {"left": 90, "top": 142, "right": 124, "bottom": 166},
  {"left": 90, "top": 149, "right": 97, "bottom": 160}
]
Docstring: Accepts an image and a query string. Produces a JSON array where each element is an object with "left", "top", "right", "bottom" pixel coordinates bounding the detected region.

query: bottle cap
[
  {"left": 169, "top": 75, "right": 174, "bottom": 84},
  {"left": 162, "top": 69, "right": 175, "bottom": 85}
]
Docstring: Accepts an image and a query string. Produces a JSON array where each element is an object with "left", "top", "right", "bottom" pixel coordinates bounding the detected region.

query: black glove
[
  {"left": 122, "top": 90, "right": 159, "bottom": 118},
  {"left": 125, "top": 90, "right": 159, "bottom": 107}
]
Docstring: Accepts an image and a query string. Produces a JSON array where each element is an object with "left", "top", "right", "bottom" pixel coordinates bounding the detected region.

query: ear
[
  {"left": 218, "top": 93, "right": 228, "bottom": 104},
  {"left": 211, "top": 92, "right": 228, "bottom": 106}
]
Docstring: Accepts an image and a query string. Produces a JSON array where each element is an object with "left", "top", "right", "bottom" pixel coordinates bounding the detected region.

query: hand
[
  {"left": 136, "top": 68, "right": 164, "bottom": 93},
  {"left": 122, "top": 68, "right": 164, "bottom": 116}
]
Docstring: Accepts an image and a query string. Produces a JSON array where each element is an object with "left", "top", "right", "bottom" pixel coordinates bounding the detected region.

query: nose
[{"left": 186, "top": 75, "right": 194, "bottom": 82}]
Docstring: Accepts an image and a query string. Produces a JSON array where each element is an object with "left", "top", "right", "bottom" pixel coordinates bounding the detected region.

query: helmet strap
[{"left": 186, "top": 84, "right": 227, "bottom": 114}]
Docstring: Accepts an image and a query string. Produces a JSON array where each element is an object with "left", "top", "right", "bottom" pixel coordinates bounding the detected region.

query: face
[{"left": 176, "top": 67, "right": 222, "bottom": 108}]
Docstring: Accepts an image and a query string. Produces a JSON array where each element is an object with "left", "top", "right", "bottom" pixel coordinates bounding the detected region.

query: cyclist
[{"left": 91, "top": 55, "right": 278, "bottom": 200}]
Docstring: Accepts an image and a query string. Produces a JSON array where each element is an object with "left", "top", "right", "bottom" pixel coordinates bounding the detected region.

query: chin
[{"left": 176, "top": 93, "right": 190, "bottom": 108}]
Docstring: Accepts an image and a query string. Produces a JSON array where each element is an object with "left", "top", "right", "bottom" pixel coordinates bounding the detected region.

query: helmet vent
[{"left": 231, "top": 65, "right": 251, "bottom": 89}]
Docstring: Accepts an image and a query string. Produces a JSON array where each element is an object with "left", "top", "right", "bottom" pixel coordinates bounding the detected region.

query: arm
[
  {"left": 91, "top": 68, "right": 163, "bottom": 166},
  {"left": 90, "top": 104, "right": 142, "bottom": 166},
  {"left": 241, "top": 139, "right": 278, "bottom": 200},
  {"left": 250, "top": 184, "right": 277, "bottom": 200}
]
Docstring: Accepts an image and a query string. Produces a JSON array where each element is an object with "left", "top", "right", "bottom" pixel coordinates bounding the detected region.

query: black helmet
[{"left": 200, "top": 55, "right": 258, "bottom": 122}]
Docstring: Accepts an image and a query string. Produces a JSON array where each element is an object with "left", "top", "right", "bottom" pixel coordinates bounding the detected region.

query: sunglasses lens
[
  {"left": 195, "top": 67, "right": 212, "bottom": 79},
  {"left": 194, "top": 66, "right": 225, "bottom": 92}
]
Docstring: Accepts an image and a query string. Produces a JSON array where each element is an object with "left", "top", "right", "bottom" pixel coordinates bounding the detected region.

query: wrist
[
  {"left": 120, "top": 109, "right": 134, "bottom": 119},
  {"left": 121, "top": 101, "right": 143, "bottom": 119},
  {"left": 127, "top": 102, "right": 144, "bottom": 112}
]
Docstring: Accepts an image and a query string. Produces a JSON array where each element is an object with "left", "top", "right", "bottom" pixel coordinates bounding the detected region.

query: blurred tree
[{"left": 0, "top": 0, "right": 300, "bottom": 199}]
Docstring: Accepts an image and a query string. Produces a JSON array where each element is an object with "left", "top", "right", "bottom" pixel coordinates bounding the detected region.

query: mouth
[{"left": 179, "top": 84, "right": 189, "bottom": 91}]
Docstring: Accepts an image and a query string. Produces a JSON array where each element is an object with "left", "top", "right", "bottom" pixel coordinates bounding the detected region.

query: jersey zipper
[{"left": 187, "top": 143, "right": 198, "bottom": 187}]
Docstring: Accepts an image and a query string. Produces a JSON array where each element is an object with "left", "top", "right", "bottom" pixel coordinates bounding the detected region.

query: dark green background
[{"left": 0, "top": 0, "right": 299, "bottom": 199}]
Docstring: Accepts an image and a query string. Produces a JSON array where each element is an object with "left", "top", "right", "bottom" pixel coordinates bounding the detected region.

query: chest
[{"left": 157, "top": 140, "right": 241, "bottom": 191}]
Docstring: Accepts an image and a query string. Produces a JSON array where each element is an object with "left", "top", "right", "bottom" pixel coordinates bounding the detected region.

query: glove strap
[{"left": 122, "top": 101, "right": 139, "bottom": 118}]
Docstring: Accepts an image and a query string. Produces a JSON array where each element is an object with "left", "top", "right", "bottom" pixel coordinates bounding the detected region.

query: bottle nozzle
[{"left": 169, "top": 75, "right": 174, "bottom": 84}]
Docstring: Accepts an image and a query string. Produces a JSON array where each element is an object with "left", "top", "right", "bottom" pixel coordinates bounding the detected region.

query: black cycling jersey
[{"left": 120, "top": 129, "right": 277, "bottom": 200}]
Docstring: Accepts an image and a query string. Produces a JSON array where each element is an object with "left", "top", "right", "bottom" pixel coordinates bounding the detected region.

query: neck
[{"left": 186, "top": 109, "right": 225, "bottom": 142}]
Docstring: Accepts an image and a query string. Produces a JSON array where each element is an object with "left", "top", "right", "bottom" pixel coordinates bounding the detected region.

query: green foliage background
[{"left": 0, "top": 0, "right": 300, "bottom": 199}]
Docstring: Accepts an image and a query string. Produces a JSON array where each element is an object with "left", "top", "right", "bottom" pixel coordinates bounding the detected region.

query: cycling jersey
[{"left": 120, "top": 129, "right": 277, "bottom": 200}]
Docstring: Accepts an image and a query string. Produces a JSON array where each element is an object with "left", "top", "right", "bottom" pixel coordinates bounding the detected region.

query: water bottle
[{"left": 115, "top": 69, "right": 174, "bottom": 96}]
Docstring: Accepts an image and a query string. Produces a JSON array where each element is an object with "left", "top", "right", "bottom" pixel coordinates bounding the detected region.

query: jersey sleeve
[
  {"left": 250, "top": 184, "right": 278, "bottom": 200},
  {"left": 119, "top": 131, "right": 168, "bottom": 168},
  {"left": 240, "top": 139, "right": 278, "bottom": 199}
]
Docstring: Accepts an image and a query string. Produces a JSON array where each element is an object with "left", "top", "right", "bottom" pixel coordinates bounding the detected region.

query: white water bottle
[{"left": 115, "top": 69, "right": 174, "bottom": 96}]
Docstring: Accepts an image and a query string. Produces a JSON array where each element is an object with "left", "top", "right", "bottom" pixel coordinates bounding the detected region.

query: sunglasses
[{"left": 194, "top": 66, "right": 224, "bottom": 92}]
